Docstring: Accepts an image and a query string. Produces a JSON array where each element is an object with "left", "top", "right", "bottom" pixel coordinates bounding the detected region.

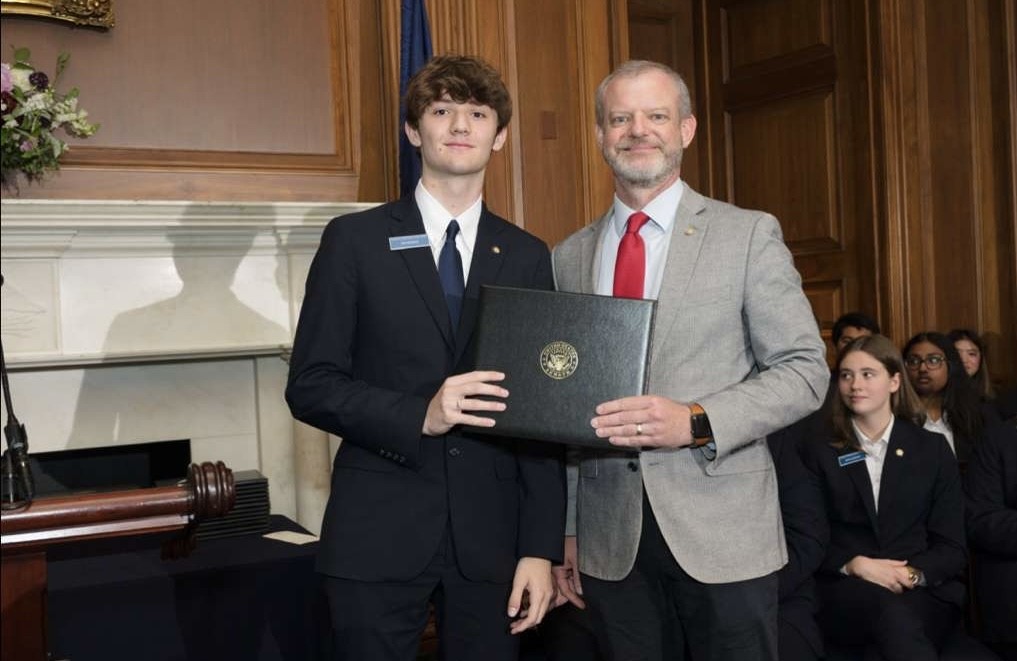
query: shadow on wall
[{"left": 64, "top": 203, "right": 289, "bottom": 452}]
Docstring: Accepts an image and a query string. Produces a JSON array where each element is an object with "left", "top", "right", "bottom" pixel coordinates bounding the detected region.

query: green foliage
[{"left": 1, "top": 48, "right": 98, "bottom": 189}]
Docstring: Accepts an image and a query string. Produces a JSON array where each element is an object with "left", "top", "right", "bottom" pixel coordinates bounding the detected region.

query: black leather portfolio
[{"left": 467, "top": 285, "right": 655, "bottom": 447}]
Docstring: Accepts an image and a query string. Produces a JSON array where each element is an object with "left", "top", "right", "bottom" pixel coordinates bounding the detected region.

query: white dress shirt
[
  {"left": 415, "top": 180, "right": 482, "bottom": 281},
  {"left": 851, "top": 415, "right": 895, "bottom": 511},
  {"left": 595, "top": 179, "right": 684, "bottom": 299},
  {"left": 923, "top": 414, "right": 954, "bottom": 455}
]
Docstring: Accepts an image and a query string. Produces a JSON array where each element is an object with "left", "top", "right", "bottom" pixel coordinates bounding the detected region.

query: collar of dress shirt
[
  {"left": 851, "top": 415, "right": 895, "bottom": 456},
  {"left": 611, "top": 178, "right": 685, "bottom": 236},
  {"left": 923, "top": 414, "right": 954, "bottom": 453},
  {"left": 415, "top": 180, "right": 482, "bottom": 254}
]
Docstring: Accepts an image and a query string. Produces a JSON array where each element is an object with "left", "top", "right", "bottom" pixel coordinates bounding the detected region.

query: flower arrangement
[{"left": 1, "top": 48, "right": 98, "bottom": 189}]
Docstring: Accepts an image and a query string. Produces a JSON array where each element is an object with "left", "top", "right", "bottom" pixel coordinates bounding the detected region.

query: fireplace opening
[{"left": 30, "top": 439, "right": 191, "bottom": 497}]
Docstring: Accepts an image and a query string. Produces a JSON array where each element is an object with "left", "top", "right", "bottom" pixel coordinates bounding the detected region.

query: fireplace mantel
[
  {"left": 1, "top": 199, "right": 374, "bottom": 530},
  {"left": 1, "top": 199, "right": 374, "bottom": 367}
]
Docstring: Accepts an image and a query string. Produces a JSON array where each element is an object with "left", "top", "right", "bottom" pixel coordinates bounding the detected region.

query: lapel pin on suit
[
  {"left": 895, "top": 448, "right": 904, "bottom": 457},
  {"left": 492, "top": 245, "right": 501, "bottom": 254},
  {"left": 684, "top": 226, "right": 697, "bottom": 236}
]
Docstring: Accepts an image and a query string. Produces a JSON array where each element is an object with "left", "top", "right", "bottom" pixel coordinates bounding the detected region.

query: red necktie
[{"left": 613, "top": 211, "right": 651, "bottom": 298}]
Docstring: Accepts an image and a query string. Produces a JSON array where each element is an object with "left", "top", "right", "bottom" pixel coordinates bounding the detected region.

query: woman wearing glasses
[
  {"left": 902, "top": 332, "right": 998, "bottom": 463},
  {"left": 804, "top": 334, "right": 966, "bottom": 661}
]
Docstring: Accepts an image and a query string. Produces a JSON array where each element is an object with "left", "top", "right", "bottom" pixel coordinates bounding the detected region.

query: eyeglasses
[{"left": 905, "top": 354, "right": 946, "bottom": 370}]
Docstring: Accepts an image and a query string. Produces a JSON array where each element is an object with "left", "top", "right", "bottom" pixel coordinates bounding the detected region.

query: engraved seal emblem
[{"left": 540, "top": 341, "right": 579, "bottom": 380}]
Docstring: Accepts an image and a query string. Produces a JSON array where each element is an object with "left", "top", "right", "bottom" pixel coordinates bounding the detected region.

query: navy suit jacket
[
  {"left": 803, "top": 419, "right": 967, "bottom": 608},
  {"left": 965, "top": 420, "right": 1017, "bottom": 642},
  {"left": 768, "top": 425, "right": 828, "bottom": 656},
  {"left": 286, "top": 197, "right": 565, "bottom": 583}
]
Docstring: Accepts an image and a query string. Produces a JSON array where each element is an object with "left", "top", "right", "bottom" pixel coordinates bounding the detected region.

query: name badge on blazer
[
  {"left": 389, "top": 234, "right": 430, "bottom": 251},
  {"left": 838, "top": 451, "right": 866, "bottom": 468}
]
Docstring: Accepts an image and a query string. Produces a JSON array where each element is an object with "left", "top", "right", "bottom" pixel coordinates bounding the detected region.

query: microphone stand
[{"left": 1, "top": 273, "right": 35, "bottom": 508}]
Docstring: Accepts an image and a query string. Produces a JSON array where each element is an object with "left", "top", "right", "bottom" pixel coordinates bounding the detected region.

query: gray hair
[{"left": 594, "top": 60, "right": 693, "bottom": 125}]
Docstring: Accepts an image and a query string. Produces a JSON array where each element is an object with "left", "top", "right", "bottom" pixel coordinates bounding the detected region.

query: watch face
[{"left": 691, "top": 413, "right": 712, "bottom": 439}]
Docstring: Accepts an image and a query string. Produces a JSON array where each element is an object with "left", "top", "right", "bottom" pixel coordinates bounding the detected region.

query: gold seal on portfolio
[{"left": 540, "top": 341, "right": 579, "bottom": 380}]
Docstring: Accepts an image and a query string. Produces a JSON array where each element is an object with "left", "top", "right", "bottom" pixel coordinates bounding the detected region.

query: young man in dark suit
[{"left": 286, "top": 55, "right": 565, "bottom": 661}]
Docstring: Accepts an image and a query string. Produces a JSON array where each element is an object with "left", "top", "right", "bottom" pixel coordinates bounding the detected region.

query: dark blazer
[
  {"left": 965, "top": 420, "right": 1017, "bottom": 643},
  {"left": 803, "top": 418, "right": 967, "bottom": 608},
  {"left": 286, "top": 197, "right": 565, "bottom": 583},
  {"left": 768, "top": 425, "right": 828, "bottom": 657}
]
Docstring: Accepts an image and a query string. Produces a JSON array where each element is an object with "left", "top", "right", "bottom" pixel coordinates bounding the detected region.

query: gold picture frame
[{"left": 1, "top": 0, "right": 114, "bottom": 29}]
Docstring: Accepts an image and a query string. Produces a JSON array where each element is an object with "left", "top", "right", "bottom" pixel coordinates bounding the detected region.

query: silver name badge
[
  {"left": 389, "top": 234, "right": 430, "bottom": 251},
  {"left": 838, "top": 451, "right": 866, "bottom": 468}
]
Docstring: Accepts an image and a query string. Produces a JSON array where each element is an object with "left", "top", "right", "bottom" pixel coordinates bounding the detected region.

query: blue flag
[{"left": 399, "top": 0, "right": 433, "bottom": 198}]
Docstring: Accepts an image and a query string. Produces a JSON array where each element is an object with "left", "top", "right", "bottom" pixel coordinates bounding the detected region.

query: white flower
[
  {"left": 9, "top": 68, "right": 32, "bottom": 91},
  {"left": 21, "top": 93, "right": 50, "bottom": 113},
  {"left": 69, "top": 115, "right": 97, "bottom": 137}
]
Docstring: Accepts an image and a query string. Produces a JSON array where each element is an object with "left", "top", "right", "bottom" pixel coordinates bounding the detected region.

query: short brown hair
[
  {"left": 831, "top": 334, "right": 925, "bottom": 450},
  {"left": 404, "top": 55, "right": 512, "bottom": 132}
]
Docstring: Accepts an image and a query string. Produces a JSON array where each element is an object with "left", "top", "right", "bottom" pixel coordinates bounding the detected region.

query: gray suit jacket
[{"left": 552, "top": 185, "right": 828, "bottom": 584}]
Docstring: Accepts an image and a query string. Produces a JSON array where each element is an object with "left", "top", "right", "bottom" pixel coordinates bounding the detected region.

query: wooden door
[{"left": 694, "top": 0, "right": 879, "bottom": 361}]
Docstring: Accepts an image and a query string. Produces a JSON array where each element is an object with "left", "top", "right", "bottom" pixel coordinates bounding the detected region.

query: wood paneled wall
[
  {"left": 696, "top": 0, "right": 879, "bottom": 363},
  {"left": 401, "top": 0, "right": 617, "bottom": 243},
  {"left": 507, "top": 0, "right": 614, "bottom": 242},
  {"left": 0, "top": 0, "right": 363, "bottom": 201},
  {"left": 685, "top": 0, "right": 1015, "bottom": 382},
  {"left": 875, "top": 0, "right": 1016, "bottom": 384},
  {"left": 3, "top": 0, "right": 1013, "bottom": 384},
  {"left": 627, "top": 0, "right": 703, "bottom": 191}
]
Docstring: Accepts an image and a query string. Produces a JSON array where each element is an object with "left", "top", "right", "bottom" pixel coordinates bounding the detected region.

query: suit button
[
  {"left": 448, "top": 447, "right": 461, "bottom": 457},
  {"left": 627, "top": 461, "right": 639, "bottom": 472}
]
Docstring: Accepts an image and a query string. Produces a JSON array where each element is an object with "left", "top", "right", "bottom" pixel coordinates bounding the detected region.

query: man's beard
[{"left": 604, "top": 142, "right": 683, "bottom": 188}]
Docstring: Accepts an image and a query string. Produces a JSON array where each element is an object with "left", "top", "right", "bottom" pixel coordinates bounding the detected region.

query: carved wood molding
[
  {"left": 1, "top": 0, "right": 114, "bottom": 29},
  {"left": 7, "top": 167, "right": 360, "bottom": 202},
  {"left": 61, "top": 147, "right": 354, "bottom": 173}
]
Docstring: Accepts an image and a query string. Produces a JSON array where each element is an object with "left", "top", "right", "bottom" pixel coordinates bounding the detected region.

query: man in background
[{"left": 832, "top": 311, "right": 880, "bottom": 355}]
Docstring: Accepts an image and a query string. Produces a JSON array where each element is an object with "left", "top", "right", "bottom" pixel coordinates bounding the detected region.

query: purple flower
[
  {"left": 0, "top": 64, "right": 11, "bottom": 93},
  {"left": 20, "top": 138, "right": 36, "bottom": 152},
  {"left": 29, "top": 71, "right": 49, "bottom": 90}
]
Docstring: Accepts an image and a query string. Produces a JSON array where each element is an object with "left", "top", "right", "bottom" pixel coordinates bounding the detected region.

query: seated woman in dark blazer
[
  {"left": 803, "top": 334, "right": 967, "bottom": 661},
  {"left": 767, "top": 425, "right": 828, "bottom": 661},
  {"left": 965, "top": 420, "right": 1017, "bottom": 661}
]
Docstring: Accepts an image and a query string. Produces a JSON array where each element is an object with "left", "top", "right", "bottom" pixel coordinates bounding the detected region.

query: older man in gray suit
[{"left": 550, "top": 60, "right": 829, "bottom": 660}]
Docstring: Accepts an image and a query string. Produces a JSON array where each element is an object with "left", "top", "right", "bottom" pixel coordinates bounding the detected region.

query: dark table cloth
[{"left": 46, "top": 515, "right": 328, "bottom": 661}]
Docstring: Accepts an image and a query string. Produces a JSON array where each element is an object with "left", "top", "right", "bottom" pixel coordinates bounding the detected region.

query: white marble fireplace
[{"left": 0, "top": 199, "right": 375, "bottom": 534}]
